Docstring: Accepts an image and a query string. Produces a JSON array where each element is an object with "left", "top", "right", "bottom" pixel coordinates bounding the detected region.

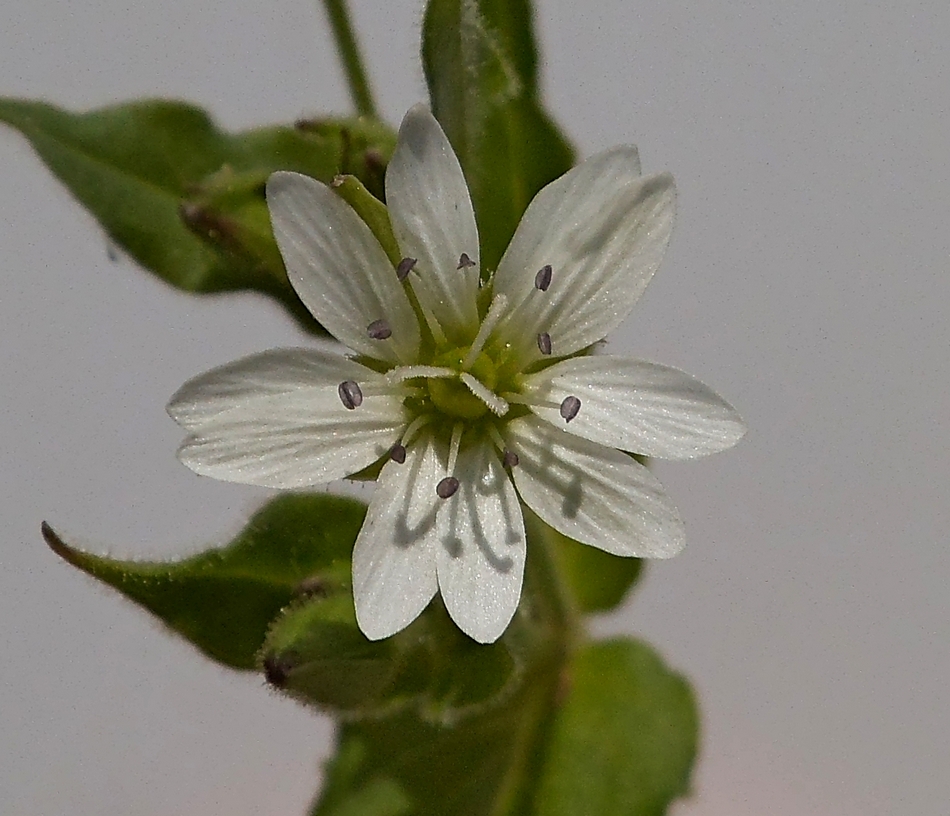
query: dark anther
[
  {"left": 537, "top": 332, "right": 552, "bottom": 355},
  {"left": 263, "top": 651, "right": 298, "bottom": 688},
  {"left": 534, "top": 264, "right": 553, "bottom": 291},
  {"left": 367, "top": 318, "right": 392, "bottom": 340},
  {"left": 559, "top": 395, "right": 581, "bottom": 423},
  {"left": 390, "top": 443, "right": 407, "bottom": 464},
  {"left": 338, "top": 380, "right": 363, "bottom": 409},
  {"left": 437, "top": 476, "right": 460, "bottom": 499},
  {"left": 503, "top": 449, "right": 520, "bottom": 468},
  {"left": 396, "top": 257, "right": 417, "bottom": 281},
  {"left": 457, "top": 253, "right": 476, "bottom": 270}
]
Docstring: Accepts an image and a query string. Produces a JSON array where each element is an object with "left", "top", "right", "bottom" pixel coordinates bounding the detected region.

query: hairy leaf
[
  {"left": 0, "top": 98, "right": 395, "bottom": 330},
  {"left": 42, "top": 494, "right": 366, "bottom": 670}
]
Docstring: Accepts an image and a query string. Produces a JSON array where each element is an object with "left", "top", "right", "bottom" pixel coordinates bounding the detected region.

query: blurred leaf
[
  {"left": 533, "top": 639, "right": 698, "bottom": 816},
  {"left": 551, "top": 530, "right": 645, "bottom": 614},
  {"left": 42, "top": 494, "right": 366, "bottom": 670},
  {"left": 261, "top": 594, "right": 518, "bottom": 720},
  {"left": 522, "top": 507, "right": 644, "bottom": 616},
  {"left": 0, "top": 98, "right": 395, "bottom": 330},
  {"left": 422, "top": 0, "right": 574, "bottom": 270}
]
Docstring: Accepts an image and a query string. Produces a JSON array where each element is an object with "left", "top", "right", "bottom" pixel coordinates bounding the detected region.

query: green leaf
[
  {"left": 533, "top": 639, "right": 698, "bottom": 816},
  {"left": 311, "top": 637, "right": 697, "bottom": 816},
  {"left": 311, "top": 671, "right": 555, "bottom": 816},
  {"left": 41, "top": 494, "right": 367, "bottom": 670},
  {"left": 0, "top": 98, "right": 395, "bottom": 330},
  {"left": 421, "top": 0, "right": 575, "bottom": 271}
]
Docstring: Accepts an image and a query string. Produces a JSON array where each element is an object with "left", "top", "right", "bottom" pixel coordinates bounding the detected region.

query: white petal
[
  {"left": 267, "top": 171, "right": 420, "bottom": 364},
  {"left": 386, "top": 105, "right": 480, "bottom": 341},
  {"left": 504, "top": 417, "right": 685, "bottom": 558},
  {"left": 523, "top": 356, "right": 746, "bottom": 460},
  {"left": 352, "top": 435, "right": 442, "bottom": 640},
  {"left": 492, "top": 148, "right": 674, "bottom": 367},
  {"left": 435, "top": 442, "right": 525, "bottom": 644},
  {"left": 167, "top": 349, "right": 406, "bottom": 488}
]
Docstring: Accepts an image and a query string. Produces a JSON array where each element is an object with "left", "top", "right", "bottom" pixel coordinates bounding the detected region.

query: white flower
[{"left": 167, "top": 105, "right": 745, "bottom": 644}]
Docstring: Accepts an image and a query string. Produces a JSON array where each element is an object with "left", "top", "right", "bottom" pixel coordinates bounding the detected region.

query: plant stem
[{"left": 320, "top": 0, "right": 378, "bottom": 118}]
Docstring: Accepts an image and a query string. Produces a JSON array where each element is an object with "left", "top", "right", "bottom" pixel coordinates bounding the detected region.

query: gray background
[{"left": 1, "top": 1, "right": 947, "bottom": 813}]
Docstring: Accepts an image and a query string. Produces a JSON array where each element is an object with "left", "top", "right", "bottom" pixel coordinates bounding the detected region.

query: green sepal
[
  {"left": 0, "top": 98, "right": 395, "bottom": 331},
  {"left": 330, "top": 174, "right": 402, "bottom": 265},
  {"left": 260, "top": 593, "right": 429, "bottom": 715},
  {"left": 41, "top": 494, "right": 367, "bottom": 670},
  {"left": 260, "top": 594, "right": 519, "bottom": 722},
  {"left": 533, "top": 639, "right": 699, "bottom": 816},
  {"left": 422, "top": 0, "right": 575, "bottom": 271}
]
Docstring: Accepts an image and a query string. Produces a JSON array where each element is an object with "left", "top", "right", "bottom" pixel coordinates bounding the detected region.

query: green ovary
[{"left": 428, "top": 348, "right": 498, "bottom": 420}]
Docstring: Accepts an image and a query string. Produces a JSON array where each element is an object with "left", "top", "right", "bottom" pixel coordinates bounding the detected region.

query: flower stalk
[{"left": 320, "top": 0, "right": 378, "bottom": 118}]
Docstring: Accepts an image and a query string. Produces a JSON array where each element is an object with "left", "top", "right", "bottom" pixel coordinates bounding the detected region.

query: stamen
[
  {"left": 437, "top": 477, "right": 460, "bottom": 499},
  {"left": 417, "top": 298, "right": 448, "bottom": 346},
  {"left": 367, "top": 318, "right": 392, "bottom": 340},
  {"left": 460, "top": 372, "right": 509, "bottom": 416},
  {"left": 402, "top": 415, "right": 433, "bottom": 447},
  {"left": 534, "top": 264, "right": 553, "bottom": 291},
  {"left": 559, "top": 395, "right": 581, "bottom": 423},
  {"left": 386, "top": 365, "right": 456, "bottom": 384},
  {"left": 487, "top": 425, "right": 507, "bottom": 452},
  {"left": 457, "top": 253, "right": 476, "bottom": 270},
  {"left": 338, "top": 380, "right": 363, "bottom": 410},
  {"left": 462, "top": 293, "right": 509, "bottom": 369},
  {"left": 487, "top": 425, "right": 520, "bottom": 469},
  {"left": 390, "top": 443, "right": 407, "bottom": 464},
  {"left": 537, "top": 332, "right": 552, "bottom": 355},
  {"left": 396, "top": 257, "right": 417, "bottom": 281},
  {"left": 447, "top": 423, "right": 463, "bottom": 473},
  {"left": 499, "top": 392, "right": 531, "bottom": 406}
]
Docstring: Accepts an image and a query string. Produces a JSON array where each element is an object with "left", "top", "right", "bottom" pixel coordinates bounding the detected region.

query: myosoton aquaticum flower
[{"left": 167, "top": 105, "right": 745, "bottom": 644}]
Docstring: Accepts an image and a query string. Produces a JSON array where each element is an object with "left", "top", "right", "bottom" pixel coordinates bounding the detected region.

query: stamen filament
[
  {"left": 416, "top": 298, "right": 448, "bottom": 346},
  {"left": 402, "top": 415, "right": 434, "bottom": 446},
  {"left": 462, "top": 294, "right": 509, "bottom": 370},
  {"left": 357, "top": 382, "right": 420, "bottom": 399},
  {"left": 447, "top": 423, "right": 463, "bottom": 474},
  {"left": 386, "top": 365, "right": 456, "bottom": 384},
  {"left": 487, "top": 424, "right": 506, "bottom": 452}
]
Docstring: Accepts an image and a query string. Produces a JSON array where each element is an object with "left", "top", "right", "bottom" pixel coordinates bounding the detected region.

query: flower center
[{"left": 427, "top": 347, "right": 498, "bottom": 419}]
